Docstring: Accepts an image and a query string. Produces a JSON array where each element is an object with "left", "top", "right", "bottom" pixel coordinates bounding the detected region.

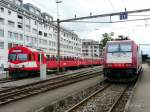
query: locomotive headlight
[{"left": 107, "top": 64, "right": 112, "bottom": 67}]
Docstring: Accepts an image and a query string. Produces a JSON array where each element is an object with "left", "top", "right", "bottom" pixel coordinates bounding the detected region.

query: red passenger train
[
  {"left": 8, "top": 46, "right": 103, "bottom": 78},
  {"left": 103, "top": 40, "right": 142, "bottom": 81}
]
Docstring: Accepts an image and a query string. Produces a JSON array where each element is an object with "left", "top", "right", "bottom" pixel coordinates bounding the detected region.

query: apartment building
[
  {"left": 82, "top": 39, "right": 100, "bottom": 58},
  {"left": 0, "top": 0, "right": 82, "bottom": 68}
]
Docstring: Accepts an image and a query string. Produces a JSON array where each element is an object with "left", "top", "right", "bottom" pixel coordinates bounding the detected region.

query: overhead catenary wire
[{"left": 62, "top": 17, "right": 150, "bottom": 24}]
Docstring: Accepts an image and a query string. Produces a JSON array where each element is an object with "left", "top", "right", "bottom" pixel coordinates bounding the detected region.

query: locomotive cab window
[
  {"left": 108, "top": 44, "right": 119, "bottom": 53},
  {"left": 108, "top": 43, "right": 132, "bottom": 52},
  {"left": 8, "top": 54, "right": 17, "bottom": 61},
  {"left": 18, "top": 54, "right": 28, "bottom": 61},
  {"left": 120, "top": 44, "right": 132, "bottom": 52}
]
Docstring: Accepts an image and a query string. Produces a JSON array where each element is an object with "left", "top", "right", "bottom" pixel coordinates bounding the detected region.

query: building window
[
  {"left": 39, "top": 31, "right": 42, "bottom": 35},
  {"left": 48, "top": 33, "right": 52, "bottom": 38},
  {"left": 44, "top": 24, "right": 48, "bottom": 29},
  {"left": 8, "top": 31, "right": 13, "bottom": 38},
  {"left": 25, "top": 25, "right": 30, "bottom": 32},
  {"left": 19, "top": 34, "right": 23, "bottom": 41},
  {"left": 25, "top": 35, "right": 30, "bottom": 42},
  {"left": 39, "top": 39, "right": 42, "bottom": 44},
  {"left": 39, "top": 23, "right": 42, "bottom": 27},
  {"left": 0, "top": 18, "right": 4, "bottom": 25},
  {"left": 14, "top": 33, "right": 18, "bottom": 40},
  {"left": 8, "top": 43, "right": 13, "bottom": 49},
  {"left": 0, "top": 7, "right": 4, "bottom": 12},
  {"left": 34, "top": 20, "right": 37, "bottom": 25},
  {"left": 8, "top": 20, "right": 15, "bottom": 27},
  {"left": 49, "top": 26, "right": 51, "bottom": 30},
  {"left": 8, "top": 10, "right": 11, "bottom": 15},
  {"left": 44, "top": 33, "right": 47, "bottom": 37},
  {"left": 18, "top": 22, "right": 23, "bottom": 29},
  {"left": 32, "top": 28, "right": 38, "bottom": 34},
  {"left": 17, "top": 15, "right": 23, "bottom": 19},
  {"left": 0, "top": 29, "right": 4, "bottom": 37},
  {"left": 25, "top": 17, "right": 30, "bottom": 25},
  {"left": 0, "top": 42, "right": 4, "bottom": 49}
]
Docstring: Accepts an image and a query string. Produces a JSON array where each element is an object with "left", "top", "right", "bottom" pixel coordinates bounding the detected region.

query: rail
[
  {"left": 0, "top": 67, "right": 102, "bottom": 105},
  {"left": 65, "top": 84, "right": 133, "bottom": 112}
]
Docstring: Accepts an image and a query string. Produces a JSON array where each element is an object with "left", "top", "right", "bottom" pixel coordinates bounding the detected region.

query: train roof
[
  {"left": 107, "top": 40, "right": 135, "bottom": 44},
  {"left": 9, "top": 46, "right": 39, "bottom": 53}
]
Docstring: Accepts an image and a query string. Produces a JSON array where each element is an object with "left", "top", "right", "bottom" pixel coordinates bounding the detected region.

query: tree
[{"left": 100, "top": 32, "right": 114, "bottom": 48}]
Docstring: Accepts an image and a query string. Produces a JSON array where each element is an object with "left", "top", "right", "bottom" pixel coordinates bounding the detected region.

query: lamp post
[
  {"left": 56, "top": 0, "right": 62, "bottom": 19},
  {"left": 56, "top": 0, "right": 62, "bottom": 73}
]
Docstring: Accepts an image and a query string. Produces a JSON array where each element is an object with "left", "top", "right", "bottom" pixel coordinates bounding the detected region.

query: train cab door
[{"left": 28, "top": 53, "right": 35, "bottom": 61}]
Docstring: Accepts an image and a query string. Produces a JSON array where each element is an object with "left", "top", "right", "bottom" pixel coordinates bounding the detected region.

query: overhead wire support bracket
[{"left": 57, "top": 8, "right": 150, "bottom": 23}]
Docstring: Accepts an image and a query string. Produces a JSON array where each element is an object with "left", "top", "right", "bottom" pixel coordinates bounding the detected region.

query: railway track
[
  {"left": 65, "top": 84, "right": 133, "bottom": 112},
  {"left": 0, "top": 66, "right": 102, "bottom": 84},
  {"left": 0, "top": 78, "right": 16, "bottom": 83},
  {"left": 0, "top": 67, "right": 102, "bottom": 105}
]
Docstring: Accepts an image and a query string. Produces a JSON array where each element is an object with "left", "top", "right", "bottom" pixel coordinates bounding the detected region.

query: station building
[{"left": 0, "top": 0, "right": 82, "bottom": 68}]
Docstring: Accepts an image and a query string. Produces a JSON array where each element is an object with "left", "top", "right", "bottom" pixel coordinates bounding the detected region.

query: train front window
[
  {"left": 17, "top": 54, "right": 28, "bottom": 61},
  {"left": 120, "top": 44, "right": 132, "bottom": 52},
  {"left": 108, "top": 44, "right": 119, "bottom": 53},
  {"left": 8, "top": 54, "right": 17, "bottom": 61}
]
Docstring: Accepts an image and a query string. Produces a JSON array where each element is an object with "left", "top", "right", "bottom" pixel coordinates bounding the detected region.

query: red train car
[
  {"left": 8, "top": 46, "right": 103, "bottom": 78},
  {"left": 103, "top": 40, "right": 142, "bottom": 81}
]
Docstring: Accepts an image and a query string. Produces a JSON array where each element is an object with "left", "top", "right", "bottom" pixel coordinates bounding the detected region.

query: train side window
[
  {"left": 70, "top": 57, "right": 72, "bottom": 61},
  {"left": 51, "top": 55, "right": 55, "bottom": 61},
  {"left": 49, "top": 56, "right": 51, "bottom": 61},
  {"left": 50, "top": 56, "right": 52, "bottom": 60},
  {"left": 64, "top": 56, "right": 66, "bottom": 61},
  {"left": 69, "top": 56, "right": 71, "bottom": 61},
  {"left": 67, "top": 56, "right": 69, "bottom": 61},
  {"left": 62, "top": 56, "right": 64, "bottom": 61},
  {"left": 59, "top": 56, "right": 62, "bottom": 61},
  {"left": 46, "top": 55, "right": 50, "bottom": 61}
]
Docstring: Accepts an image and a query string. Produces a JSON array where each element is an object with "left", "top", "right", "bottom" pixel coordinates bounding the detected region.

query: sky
[{"left": 24, "top": 0, "right": 150, "bottom": 48}]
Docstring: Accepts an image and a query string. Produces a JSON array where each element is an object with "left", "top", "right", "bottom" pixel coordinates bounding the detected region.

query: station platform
[{"left": 128, "top": 64, "right": 150, "bottom": 112}]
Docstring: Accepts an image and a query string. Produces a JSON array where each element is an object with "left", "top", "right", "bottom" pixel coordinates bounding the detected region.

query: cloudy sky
[{"left": 24, "top": 0, "right": 150, "bottom": 48}]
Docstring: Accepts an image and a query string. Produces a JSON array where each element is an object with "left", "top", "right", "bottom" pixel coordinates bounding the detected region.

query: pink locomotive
[
  {"left": 103, "top": 40, "right": 142, "bottom": 81},
  {"left": 8, "top": 46, "right": 103, "bottom": 78}
]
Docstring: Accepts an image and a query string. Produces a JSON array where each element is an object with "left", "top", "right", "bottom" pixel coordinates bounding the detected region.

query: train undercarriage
[{"left": 103, "top": 68, "right": 140, "bottom": 82}]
